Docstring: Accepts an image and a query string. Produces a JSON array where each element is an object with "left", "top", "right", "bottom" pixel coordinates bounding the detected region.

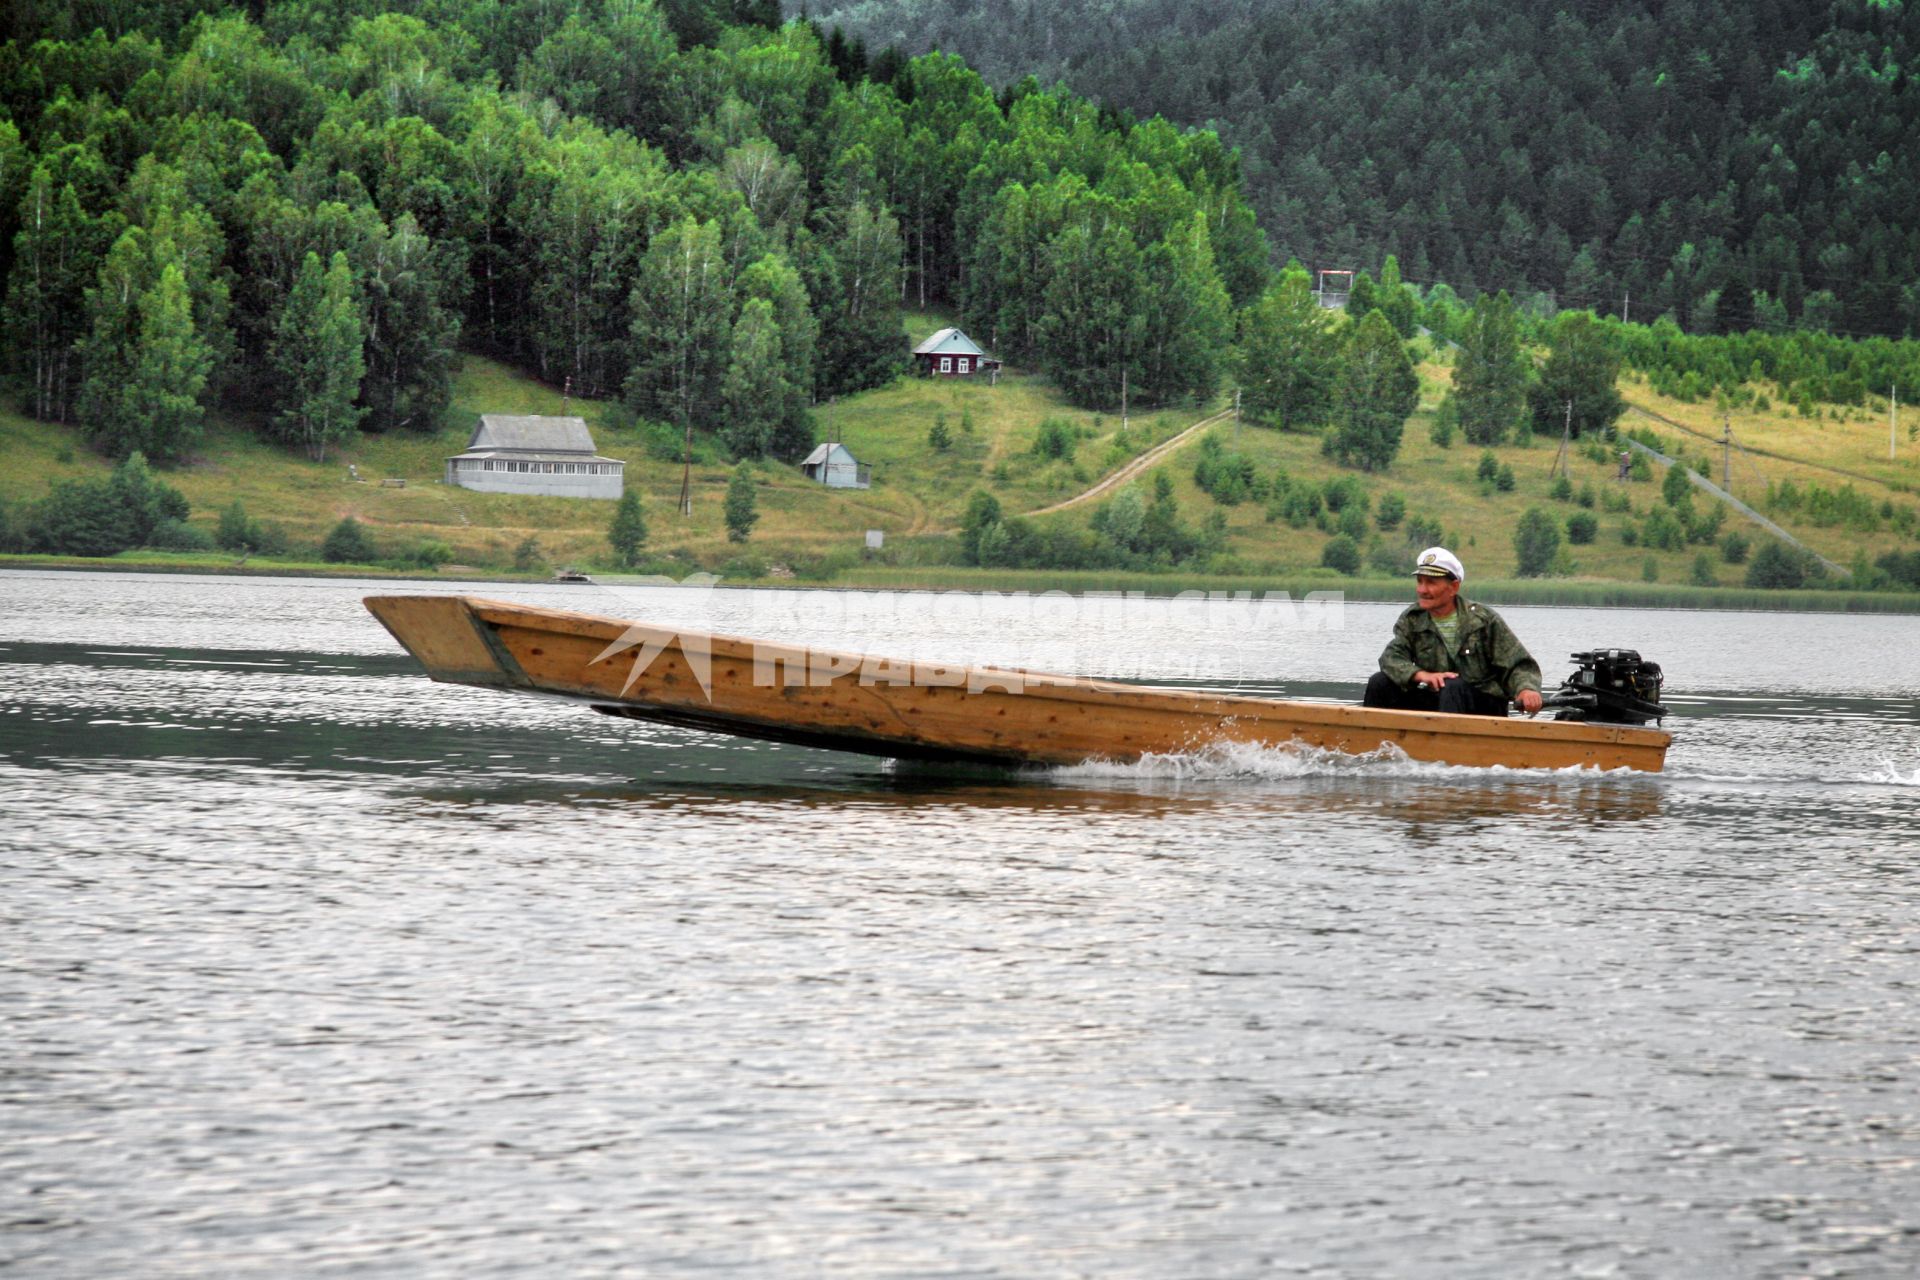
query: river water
[{"left": 4, "top": 569, "right": 1917, "bottom": 1278}]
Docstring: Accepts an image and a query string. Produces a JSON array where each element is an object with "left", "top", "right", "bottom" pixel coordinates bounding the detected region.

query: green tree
[
  {"left": 359, "top": 214, "right": 460, "bottom": 433},
  {"left": 724, "top": 464, "right": 759, "bottom": 543},
  {"left": 959, "top": 489, "right": 1003, "bottom": 563},
  {"left": 807, "top": 200, "right": 906, "bottom": 398},
  {"left": 1454, "top": 290, "right": 1527, "bottom": 446},
  {"left": 1330, "top": 310, "right": 1418, "bottom": 471},
  {"left": 108, "top": 451, "right": 189, "bottom": 545},
  {"left": 270, "top": 252, "right": 366, "bottom": 461},
  {"left": 120, "top": 264, "right": 212, "bottom": 463},
  {"left": 1514, "top": 507, "right": 1561, "bottom": 577},
  {"left": 1234, "top": 264, "right": 1338, "bottom": 432},
  {"left": 607, "top": 488, "right": 647, "bottom": 566},
  {"left": 1375, "top": 255, "right": 1418, "bottom": 337},
  {"left": 5, "top": 148, "right": 123, "bottom": 421},
  {"left": 720, "top": 297, "right": 787, "bottom": 459},
  {"left": 1528, "top": 310, "right": 1623, "bottom": 440},
  {"left": 626, "top": 216, "right": 731, "bottom": 431}
]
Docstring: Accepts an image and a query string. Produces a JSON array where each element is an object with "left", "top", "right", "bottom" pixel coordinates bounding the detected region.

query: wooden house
[
  {"left": 800, "top": 441, "right": 871, "bottom": 489},
  {"left": 445, "top": 415, "right": 624, "bottom": 499},
  {"left": 913, "top": 327, "right": 1000, "bottom": 378}
]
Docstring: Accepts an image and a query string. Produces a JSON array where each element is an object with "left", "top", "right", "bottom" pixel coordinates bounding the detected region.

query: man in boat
[{"left": 1363, "top": 546, "right": 1544, "bottom": 717}]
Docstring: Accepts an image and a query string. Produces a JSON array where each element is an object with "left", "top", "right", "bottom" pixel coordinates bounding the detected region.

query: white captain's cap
[{"left": 1413, "top": 546, "right": 1464, "bottom": 580}]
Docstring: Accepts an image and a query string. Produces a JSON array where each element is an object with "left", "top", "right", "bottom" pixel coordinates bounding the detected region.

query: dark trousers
[{"left": 1363, "top": 670, "right": 1510, "bottom": 717}]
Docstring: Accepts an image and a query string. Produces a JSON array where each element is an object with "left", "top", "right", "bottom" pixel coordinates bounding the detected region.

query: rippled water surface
[{"left": 4, "top": 570, "right": 1918, "bottom": 1278}]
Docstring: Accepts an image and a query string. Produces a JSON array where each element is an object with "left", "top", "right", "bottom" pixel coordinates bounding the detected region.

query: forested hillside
[
  {"left": 793, "top": 0, "right": 1920, "bottom": 340},
  {"left": 0, "top": 0, "right": 1261, "bottom": 472}
]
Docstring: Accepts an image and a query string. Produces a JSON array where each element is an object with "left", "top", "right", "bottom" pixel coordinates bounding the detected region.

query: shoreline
[{"left": 6, "top": 553, "right": 1920, "bottom": 614}]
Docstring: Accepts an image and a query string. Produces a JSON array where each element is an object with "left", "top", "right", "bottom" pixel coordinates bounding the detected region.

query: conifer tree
[
  {"left": 608, "top": 489, "right": 647, "bottom": 567},
  {"left": 1454, "top": 290, "right": 1528, "bottom": 446},
  {"left": 1330, "top": 309, "right": 1419, "bottom": 472},
  {"left": 724, "top": 464, "right": 759, "bottom": 543}
]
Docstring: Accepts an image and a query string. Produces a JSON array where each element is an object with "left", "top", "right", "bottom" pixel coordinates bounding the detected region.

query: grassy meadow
[{"left": 3, "top": 312, "right": 1918, "bottom": 609}]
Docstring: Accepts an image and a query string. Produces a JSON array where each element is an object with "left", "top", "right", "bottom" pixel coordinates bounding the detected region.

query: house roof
[
  {"left": 801, "top": 442, "right": 858, "bottom": 465},
  {"left": 447, "top": 450, "right": 623, "bottom": 465},
  {"left": 912, "top": 327, "right": 986, "bottom": 357},
  {"left": 468, "top": 414, "right": 598, "bottom": 453}
]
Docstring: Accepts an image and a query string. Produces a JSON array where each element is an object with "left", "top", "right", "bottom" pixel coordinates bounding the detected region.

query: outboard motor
[{"left": 1546, "top": 648, "right": 1665, "bottom": 725}]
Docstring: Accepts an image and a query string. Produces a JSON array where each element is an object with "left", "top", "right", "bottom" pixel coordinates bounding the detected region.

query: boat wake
[
  {"left": 1861, "top": 762, "right": 1920, "bottom": 786},
  {"left": 1047, "top": 738, "right": 1634, "bottom": 783}
]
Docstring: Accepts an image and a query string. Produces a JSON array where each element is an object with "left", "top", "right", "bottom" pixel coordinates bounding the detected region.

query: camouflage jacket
[{"left": 1377, "top": 597, "right": 1542, "bottom": 701}]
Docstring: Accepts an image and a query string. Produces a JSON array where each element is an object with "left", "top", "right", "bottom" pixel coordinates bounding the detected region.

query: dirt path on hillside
[{"left": 1021, "top": 408, "right": 1235, "bottom": 518}]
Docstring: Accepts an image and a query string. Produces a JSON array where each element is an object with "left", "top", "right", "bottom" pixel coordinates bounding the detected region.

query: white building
[
  {"left": 444, "top": 415, "right": 624, "bottom": 499},
  {"left": 800, "top": 441, "right": 871, "bottom": 489}
]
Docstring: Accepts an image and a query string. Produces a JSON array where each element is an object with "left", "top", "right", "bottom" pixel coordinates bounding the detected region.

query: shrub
[
  {"left": 927, "top": 417, "right": 953, "bottom": 451},
  {"left": 1642, "top": 506, "right": 1687, "bottom": 551},
  {"left": 1745, "top": 540, "right": 1821, "bottom": 589},
  {"left": 1576, "top": 483, "right": 1596, "bottom": 509},
  {"left": 1376, "top": 492, "right": 1405, "bottom": 530},
  {"left": 1513, "top": 507, "right": 1561, "bottom": 577},
  {"left": 412, "top": 539, "right": 454, "bottom": 568},
  {"left": 1321, "top": 475, "right": 1367, "bottom": 514},
  {"left": 322, "top": 517, "right": 376, "bottom": 563},
  {"left": 150, "top": 518, "right": 214, "bottom": 551},
  {"left": 216, "top": 501, "right": 259, "bottom": 551},
  {"left": 1320, "top": 534, "right": 1362, "bottom": 575},
  {"left": 1720, "top": 532, "right": 1750, "bottom": 564},
  {"left": 513, "top": 535, "right": 543, "bottom": 572},
  {"left": 1549, "top": 474, "right": 1573, "bottom": 502},
  {"left": 1031, "top": 417, "right": 1076, "bottom": 460},
  {"left": 1689, "top": 553, "right": 1718, "bottom": 587},
  {"left": 30, "top": 479, "right": 136, "bottom": 556},
  {"left": 1495, "top": 463, "right": 1516, "bottom": 492},
  {"left": 1476, "top": 450, "right": 1500, "bottom": 482},
  {"left": 1566, "top": 512, "right": 1598, "bottom": 544},
  {"left": 1337, "top": 504, "right": 1368, "bottom": 540}
]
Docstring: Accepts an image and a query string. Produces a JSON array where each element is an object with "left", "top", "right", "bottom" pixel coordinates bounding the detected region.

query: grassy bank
[
  {"left": 9, "top": 550, "right": 1919, "bottom": 613},
  {"left": 3, "top": 313, "right": 1917, "bottom": 597}
]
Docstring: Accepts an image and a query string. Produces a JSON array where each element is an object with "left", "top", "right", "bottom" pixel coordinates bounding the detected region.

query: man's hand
[
  {"left": 1516, "top": 688, "right": 1544, "bottom": 715},
  {"left": 1413, "top": 669, "right": 1458, "bottom": 692}
]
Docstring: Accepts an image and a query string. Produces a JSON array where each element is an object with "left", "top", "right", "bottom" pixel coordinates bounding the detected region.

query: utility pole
[
  {"left": 1551, "top": 399, "right": 1572, "bottom": 478},
  {"left": 1622, "top": 290, "right": 1630, "bottom": 325},
  {"left": 1722, "top": 414, "right": 1732, "bottom": 488},
  {"left": 1233, "top": 388, "right": 1242, "bottom": 443},
  {"left": 561, "top": 375, "right": 571, "bottom": 417}
]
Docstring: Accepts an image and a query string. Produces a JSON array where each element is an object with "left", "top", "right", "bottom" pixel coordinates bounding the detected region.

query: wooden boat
[{"left": 363, "top": 595, "right": 1673, "bottom": 773}]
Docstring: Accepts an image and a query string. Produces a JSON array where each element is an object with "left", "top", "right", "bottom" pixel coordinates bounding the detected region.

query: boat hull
[{"left": 363, "top": 595, "right": 1672, "bottom": 773}]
